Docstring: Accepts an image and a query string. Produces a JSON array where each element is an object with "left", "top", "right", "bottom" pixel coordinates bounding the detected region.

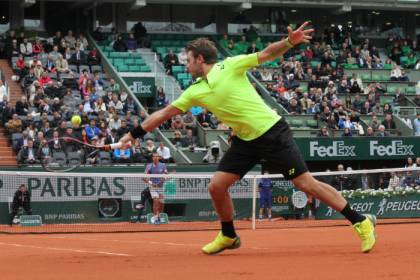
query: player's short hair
[{"left": 187, "top": 38, "right": 218, "bottom": 64}]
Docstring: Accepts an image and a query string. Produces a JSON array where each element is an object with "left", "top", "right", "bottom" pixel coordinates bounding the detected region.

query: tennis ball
[{"left": 71, "top": 115, "right": 82, "bottom": 126}]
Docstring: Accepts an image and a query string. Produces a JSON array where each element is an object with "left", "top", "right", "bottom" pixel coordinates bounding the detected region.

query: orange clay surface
[{"left": 0, "top": 223, "right": 419, "bottom": 280}]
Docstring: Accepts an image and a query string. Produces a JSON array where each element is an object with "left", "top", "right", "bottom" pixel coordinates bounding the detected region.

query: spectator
[
  {"left": 7, "top": 113, "right": 22, "bottom": 133},
  {"left": 376, "top": 125, "right": 389, "bottom": 137},
  {"left": 64, "top": 30, "right": 76, "bottom": 48},
  {"left": 0, "top": 79, "right": 8, "bottom": 103},
  {"left": 390, "top": 63, "right": 402, "bottom": 81},
  {"left": 113, "top": 35, "right": 128, "bottom": 52},
  {"left": 387, "top": 172, "right": 400, "bottom": 189},
  {"left": 246, "top": 42, "right": 259, "bottom": 54},
  {"left": 117, "top": 119, "right": 130, "bottom": 138},
  {"left": 342, "top": 127, "right": 352, "bottom": 137},
  {"left": 70, "top": 46, "right": 86, "bottom": 66},
  {"left": 171, "top": 130, "right": 184, "bottom": 148},
  {"left": 108, "top": 94, "right": 124, "bottom": 114},
  {"left": 196, "top": 109, "right": 213, "bottom": 128},
  {"left": 126, "top": 33, "right": 138, "bottom": 51},
  {"left": 164, "top": 49, "right": 180, "bottom": 74},
  {"left": 183, "top": 111, "right": 196, "bottom": 129},
  {"left": 85, "top": 119, "right": 100, "bottom": 140},
  {"left": 20, "top": 38, "right": 32, "bottom": 56},
  {"left": 338, "top": 115, "right": 354, "bottom": 130},
  {"left": 401, "top": 171, "right": 416, "bottom": 188},
  {"left": 87, "top": 48, "right": 100, "bottom": 66},
  {"left": 55, "top": 54, "right": 71, "bottom": 74},
  {"left": 17, "top": 139, "right": 38, "bottom": 164},
  {"left": 178, "top": 48, "right": 188, "bottom": 65},
  {"left": 32, "top": 40, "right": 42, "bottom": 55},
  {"left": 414, "top": 113, "right": 420, "bottom": 136},
  {"left": 171, "top": 115, "right": 186, "bottom": 131},
  {"left": 405, "top": 157, "right": 415, "bottom": 168},
  {"left": 317, "top": 126, "right": 330, "bottom": 137},
  {"left": 349, "top": 73, "right": 363, "bottom": 93},
  {"left": 113, "top": 146, "right": 132, "bottom": 163},
  {"left": 183, "top": 128, "right": 197, "bottom": 149},
  {"left": 156, "top": 142, "right": 173, "bottom": 163},
  {"left": 331, "top": 164, "right": 353, "bottom": 190},
  {"left": 8, "top": 184, "right": 32, "bottom": 226},
  {"left": 156, "top": 87, "right": 168, "bottom": 108},
  {"left": 381, "top": 113, "right": 396, "bottom": 130},
  {"left": 365, "top": 127, "right": 375, "bottom": 137}
]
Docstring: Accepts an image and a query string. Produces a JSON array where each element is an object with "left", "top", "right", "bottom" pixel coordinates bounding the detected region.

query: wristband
[
  {"left": 110, "top": 143, "right": 122, "bottom": 150},
  {"left": 130, "top": 125, "right": 147, "bottom": 139},
  {"left": 285, "top": 37, "right": 294, "bottom": 48}
]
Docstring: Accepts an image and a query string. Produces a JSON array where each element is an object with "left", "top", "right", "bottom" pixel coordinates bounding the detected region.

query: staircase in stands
[{"left": 0, "top": 59, "right": 24, "bottom": 166}]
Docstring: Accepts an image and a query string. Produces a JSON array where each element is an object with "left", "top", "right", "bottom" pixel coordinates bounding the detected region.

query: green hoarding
[
  {"left": 316, "top": 194, "right": 420, "bottom": 219},
  {"left": 122, "top": 76, "right": 156, "bottom": 98},
  {"left": 294, "top": 137, "right": 419, "bottom": 161}
]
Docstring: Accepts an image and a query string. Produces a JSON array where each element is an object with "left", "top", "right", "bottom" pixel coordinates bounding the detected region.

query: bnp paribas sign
[{"left": 296, "top": 138, "right": 419, "bottom": 161}]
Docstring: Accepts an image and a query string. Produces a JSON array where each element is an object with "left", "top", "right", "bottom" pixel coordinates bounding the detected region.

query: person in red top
[
  {"left": 38, "top": 71, "right": 51, "bottom": 87},
  {"left": 15, "top": 54, "right": 27, "bottom": 79},
  {"left": 32, "top": 40, "right": 43, "bottom": 55}
]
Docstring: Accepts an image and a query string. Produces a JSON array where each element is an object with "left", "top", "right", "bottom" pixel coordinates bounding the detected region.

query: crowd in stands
[
  {"left": 219, "top": 25, "right": 419, "bottom": 137},
  {"left": 323, "top": 159, "right": 420, "bottom": 191},
  {"left": 0, "top": 29, "right": 173, "bottom": 165}
]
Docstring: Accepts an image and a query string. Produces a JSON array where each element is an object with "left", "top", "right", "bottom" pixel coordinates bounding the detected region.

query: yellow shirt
[{"left": 171, "top": 53, "right": 280, "bottom": 141}]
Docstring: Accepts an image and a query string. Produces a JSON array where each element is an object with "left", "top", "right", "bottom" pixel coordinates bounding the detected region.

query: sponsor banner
[
  {"left": 121, "top": 76, "right": 156, "bottom": 98},
  {"left": 316, "top": 194, "right": 420, "bottom": 219},
  {"left": 295, "top": 138, "right": 418, "bottom": 161},
  {"left": 0, "top": 175, "right": 253, "bottom": 202}
]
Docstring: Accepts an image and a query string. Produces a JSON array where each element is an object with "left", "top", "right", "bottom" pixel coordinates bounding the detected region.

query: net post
[{"left": 251, "top": 175, "right": 257, "bottom": 230}]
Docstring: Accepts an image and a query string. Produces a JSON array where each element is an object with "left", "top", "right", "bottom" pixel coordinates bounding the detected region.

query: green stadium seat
[
  {"left": 380, "top": 75, "right": 389, "bottom": 81},
  {"left": 112, "top": 58, "right": 124, "bottom": 65},
  {"left": 130, "top": 53, "right": 143, "bottom": 58},
  {"left": 289, "top": 119, "right": 303, "bottom": 127},
  {"left": 124, "top": 58, "right": 135, "bottom": 65},
  {"left": 361, "top": 73, "right": 371, "bottom": 81},
  {"left": 306, "top": 119, "right": 318, "bottom": 128},
  {"left": 406, "top": 87, "right": 416, "bottom": 94},
  {"left": 128, "top": 65, "right": 141, "bottom": 72},
  {"left": 177, "top": 72, "right": 190, "bottom": 81},
  {"left": 172, "top": 65, "right": 185, "bottom": 75},
  {"left": 117, "top": 65, "right": 129, "bottom": 72},
  {"left": 372, "top": 74, "right": 381, "bottom": 81},
  {"left": 140, "top": 65, "right": 151, "bottom": 72}
]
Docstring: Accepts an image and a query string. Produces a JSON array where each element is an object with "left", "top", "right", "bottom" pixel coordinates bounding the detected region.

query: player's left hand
[{"left": 288, "top": 21, "right": 314, "bottom": 45}]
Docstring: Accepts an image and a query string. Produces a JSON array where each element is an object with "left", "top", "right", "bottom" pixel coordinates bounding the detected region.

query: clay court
[{"left": 1, "top": 221, "right": 419, "bottom": 280}]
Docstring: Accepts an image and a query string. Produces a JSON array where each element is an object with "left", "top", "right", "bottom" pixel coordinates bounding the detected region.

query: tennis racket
[{"left": 39, "top": 137, "right": 124, "bottom": 172}]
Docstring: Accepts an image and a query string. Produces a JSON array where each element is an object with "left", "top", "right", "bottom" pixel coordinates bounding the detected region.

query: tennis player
[{"left": 112, "top": 22, "right": 376, "bottom": 255}]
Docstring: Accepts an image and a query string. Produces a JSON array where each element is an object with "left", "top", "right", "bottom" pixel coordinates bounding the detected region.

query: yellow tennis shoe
[
  {"left": 202, "top": 231, "right": 241, "bottom": 255},
  {"left": 353, "top": 214, "right": 377, "bottom": 253}
]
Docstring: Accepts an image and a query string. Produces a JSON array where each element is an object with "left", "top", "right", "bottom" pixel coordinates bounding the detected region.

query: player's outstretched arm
[
  {"left": 109, "top": 105, "right": 182, "bottom": 149},
  {"left": 258, "top": 21, "right": 313, "bottom": 64}
]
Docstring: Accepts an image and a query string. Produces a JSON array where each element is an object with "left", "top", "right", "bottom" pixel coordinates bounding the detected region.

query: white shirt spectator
[
  {"left": 178, "top": 49, "right": 188, "bottom": 65},
  {"left": 0, "top": 81, "right": 8, "bottom": 102},
  {"left": 390, "top": 65, "right": 402, "bottom": 79},
  {"left": 260, "top": 70, "right": 272, "bottom": 81},
  {"left": 414, "top": 116, "right": 420, "bottom": 136},
  {"left": 157, "top": 145, "right": 171, "bottom": 161},
  {"left": 20, "top": 41, "right": 33, "bottom": 56},
  {"left": 388, "top": 174, "right": 400, "bottom": 189}
]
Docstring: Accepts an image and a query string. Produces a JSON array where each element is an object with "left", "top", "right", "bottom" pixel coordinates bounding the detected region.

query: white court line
[
  {"left": 49, "top": 236, "right": 269, "bottom": 250},
  {"left": 0, "top": 241, "right": 132, "bottom": 257}
]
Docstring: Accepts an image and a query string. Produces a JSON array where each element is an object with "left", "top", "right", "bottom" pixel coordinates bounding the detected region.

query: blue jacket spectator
[{"left": 85, "top": 119, "right": 100, "bottom": 140}]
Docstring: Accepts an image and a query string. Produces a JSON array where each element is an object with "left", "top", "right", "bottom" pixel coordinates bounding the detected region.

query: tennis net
[{"left": 0, "top": 167, "right": 419, "bottom": 234}]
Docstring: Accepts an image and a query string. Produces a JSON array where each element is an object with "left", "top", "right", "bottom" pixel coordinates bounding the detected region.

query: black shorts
[{"left": 217, "top": 118, "right": 308, "bottom": 180}]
